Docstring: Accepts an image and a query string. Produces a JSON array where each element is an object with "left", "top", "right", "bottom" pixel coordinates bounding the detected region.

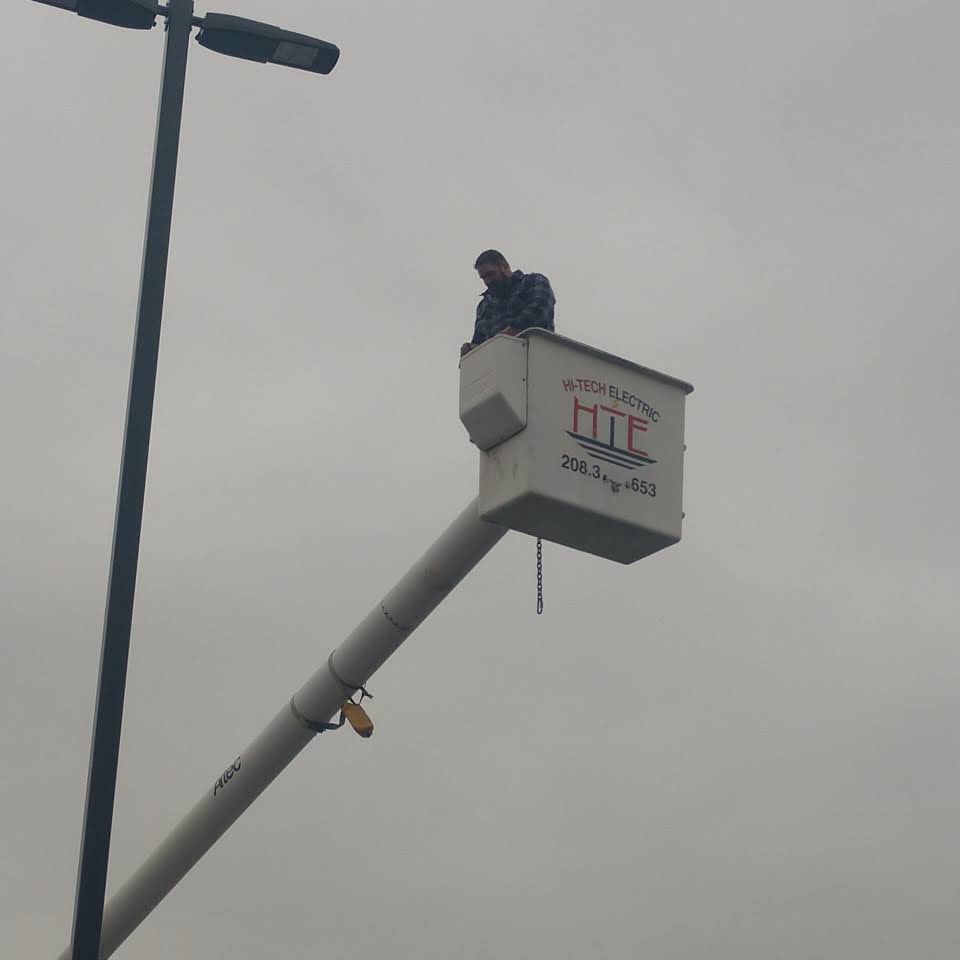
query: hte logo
[
  {"left": 213, "top": 757, "right": 241, "bottom": 797},
  {"left": 566, "top": 395, "right": 656, "bottom": 470}
]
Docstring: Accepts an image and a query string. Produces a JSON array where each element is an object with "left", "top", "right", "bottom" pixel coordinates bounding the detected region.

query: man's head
[{"left": 475, "top": 249, "right": 512, "bottom": 292}]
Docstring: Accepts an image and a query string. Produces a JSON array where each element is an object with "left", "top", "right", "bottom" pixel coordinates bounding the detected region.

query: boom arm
[{"left": 60, "top": 497, "right": 507, "bottom": 959}]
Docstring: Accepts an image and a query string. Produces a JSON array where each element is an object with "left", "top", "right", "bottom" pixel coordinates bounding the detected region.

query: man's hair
[{"left": 474, "top": 249, "right": 510, "bottom": 270}]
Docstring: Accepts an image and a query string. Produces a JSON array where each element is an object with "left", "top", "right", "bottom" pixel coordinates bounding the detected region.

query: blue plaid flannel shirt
[{"left": 471, "top": 270, "right": 556, "bottom": 345}]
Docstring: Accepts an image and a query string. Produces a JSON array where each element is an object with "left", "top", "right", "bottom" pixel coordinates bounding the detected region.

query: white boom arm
[{"left": 61, "top": 497, "right": 507, "bottom": 959}]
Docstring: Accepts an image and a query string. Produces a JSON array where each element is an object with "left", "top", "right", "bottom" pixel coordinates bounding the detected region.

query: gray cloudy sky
[{"left": 3, "top": 1, "right": 960, "bottom": 957}]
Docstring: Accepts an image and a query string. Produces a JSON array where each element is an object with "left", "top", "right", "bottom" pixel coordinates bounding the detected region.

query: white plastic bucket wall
[{"left": 460, "top": 330, "right": 693, "bottom": 564}]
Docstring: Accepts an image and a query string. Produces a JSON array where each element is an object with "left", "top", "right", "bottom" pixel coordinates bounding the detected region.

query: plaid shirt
[{"left": 471, "top": 270, "right": 556, "bottom": 345}]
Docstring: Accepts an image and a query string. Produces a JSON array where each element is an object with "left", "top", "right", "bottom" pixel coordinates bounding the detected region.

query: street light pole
[
  {"left": 69, "top": 1, "right": 193, "bottom": 957},
  {"left": 29, "top": 1, "right": 337, "bottom": 954}
]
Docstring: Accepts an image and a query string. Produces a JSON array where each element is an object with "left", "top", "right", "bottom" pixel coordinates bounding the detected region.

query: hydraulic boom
[{"left": 60, "top": 497, "right": 506, "bottom": 959}]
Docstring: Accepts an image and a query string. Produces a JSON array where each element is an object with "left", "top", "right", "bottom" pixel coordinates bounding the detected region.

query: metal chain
[{"left": 536, "top": 537, "right": 543, "bottom": 615}]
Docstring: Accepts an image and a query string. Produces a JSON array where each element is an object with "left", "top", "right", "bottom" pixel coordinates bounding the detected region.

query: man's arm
[
  {"left": 506, "top": 273, "right": 556, "bottom": 332},
  {"left": 461, "top": 307, "right": 485, "bottom": 356},
  {"left": 469, "top": 299, "right": 491, "bottom": 346}
]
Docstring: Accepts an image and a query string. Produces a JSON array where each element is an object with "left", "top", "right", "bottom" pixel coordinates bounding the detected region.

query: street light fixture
[
  {"left": 32, "top": 0, "right": 160, "bottom": 30},
  {"left": 198, "top": 14, "right": 340, "bottom": 73},
  {"left": 27, "top": 2, "right": 339, "bottom": 959}
]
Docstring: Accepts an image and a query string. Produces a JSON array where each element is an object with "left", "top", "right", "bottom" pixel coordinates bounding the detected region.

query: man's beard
[{"left": 489, "top": 277, "right": 511, "bottom": 297}]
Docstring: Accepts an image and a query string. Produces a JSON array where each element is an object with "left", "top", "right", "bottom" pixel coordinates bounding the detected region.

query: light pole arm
[{"left": 69, "top": 1, "right": 194, "bottom": 958}]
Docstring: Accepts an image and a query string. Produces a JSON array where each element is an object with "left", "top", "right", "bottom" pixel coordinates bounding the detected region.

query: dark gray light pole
[
  {"left": 69, "top": 6, "right": 193, "bottom": 958},
  {"left": 28, "top": 2, "right": 338, "bottom": 958}
]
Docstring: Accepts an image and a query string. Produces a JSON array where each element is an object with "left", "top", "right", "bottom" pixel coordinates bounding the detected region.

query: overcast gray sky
[{"left": 3, "top": 1, "right": 960, "bottom": 957}]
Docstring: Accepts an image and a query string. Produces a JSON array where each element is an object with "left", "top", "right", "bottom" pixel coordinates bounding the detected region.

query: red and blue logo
[{"left": 566, "top": 395, "right": 656, "bottom": 471}]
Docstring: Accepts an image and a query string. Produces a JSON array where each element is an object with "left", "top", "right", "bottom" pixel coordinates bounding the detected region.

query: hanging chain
[{"left": 536, "top": 537, "right": 543, "bottom": 615}]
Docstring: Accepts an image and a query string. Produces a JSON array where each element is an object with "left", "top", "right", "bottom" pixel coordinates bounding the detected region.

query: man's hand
[
  {"left": 460, "top": 342, "right": 474, "bottom": 357},
  {"left": 502, "top": 326, "right": 519, "bottom": 337}
]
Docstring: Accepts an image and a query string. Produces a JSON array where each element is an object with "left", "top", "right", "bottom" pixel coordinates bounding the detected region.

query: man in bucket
[{"left": 461, "top": 249, "right": 556, "bottom": 356}]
